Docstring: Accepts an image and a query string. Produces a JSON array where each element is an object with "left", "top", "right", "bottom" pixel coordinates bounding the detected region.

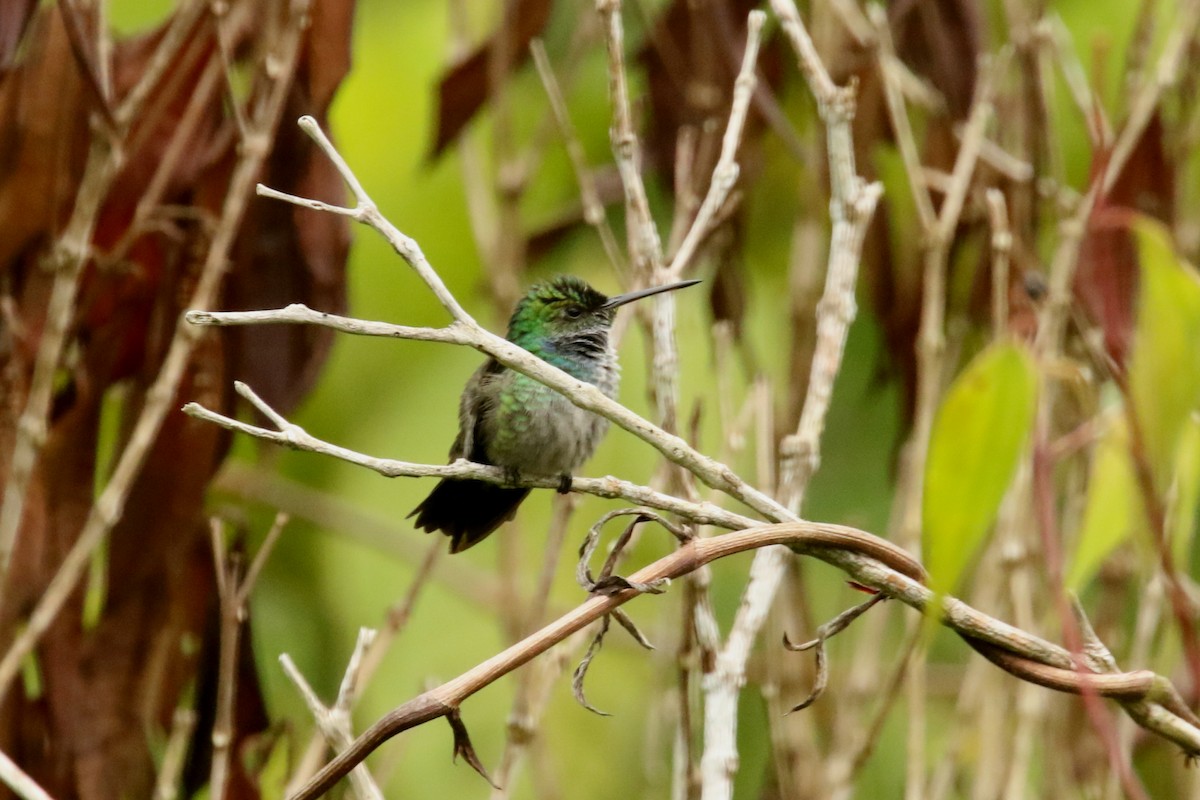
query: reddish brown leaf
[
  {"left": 0, "top": 7, "right": 89, "bottom": 272},
  {"left": 430, "top": 0, "right": 553, "bottom": 158},
  {"left": 1076, "top": 210, "right": 1138, "bottom": 368},
  {"left": 1098, "top": 111, "right": 1174, "bottom": 222},
  {"left": 1074, "top": 113, "right": 1173, "bottom": 369},
  {"left": 303, "top": 0, "right": 356, "bottom": 109},
  {"left": 0, "top": 0, "right": 36, "bottom": 66},
  {"left": 889, "top": 0, "right": 984, "bottom": 119}
]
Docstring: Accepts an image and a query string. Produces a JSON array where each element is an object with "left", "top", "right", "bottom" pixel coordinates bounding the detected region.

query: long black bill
[{"left": 600, "top": 279, "right": 702, "bottom": 310}]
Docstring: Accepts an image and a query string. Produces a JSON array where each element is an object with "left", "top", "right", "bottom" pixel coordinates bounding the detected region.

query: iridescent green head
[{"left": 505, "top": 275, "right": 701, "bottom": 354}]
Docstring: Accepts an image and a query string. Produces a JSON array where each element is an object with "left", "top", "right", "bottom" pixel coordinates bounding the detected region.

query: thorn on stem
[{"left": 447, "top": 709, "right": 499, "bottom": 788}]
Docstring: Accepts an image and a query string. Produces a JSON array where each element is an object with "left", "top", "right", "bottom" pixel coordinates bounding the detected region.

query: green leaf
[
  {"left": 1169, "top": 414, "right": 1200, "bottom": 568},
  {"left": 1129, "top": 219, "right": 1200, "bottom": 492},
  {"left": 923, "top": 342, "right": 1039, "bottom": 593},
  {"left": 1066, "top": 412, "right": 1148, "bottom": 590}
]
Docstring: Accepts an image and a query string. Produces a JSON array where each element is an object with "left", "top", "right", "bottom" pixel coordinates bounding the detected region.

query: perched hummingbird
[{"left": 410, "top": 275, "right": 701, "bottom": 553}]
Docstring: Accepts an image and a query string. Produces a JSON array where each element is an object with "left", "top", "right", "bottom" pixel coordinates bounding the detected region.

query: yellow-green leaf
[
  {"left": 1130, "top": 219, "right": 1200, "bottom": 492},
  {"left": 1067, "top": 412, "right": 1148, "bottom": 590},
  {"left": 1169, "top": 414, "right": 1200, "bottom": 568},
  {"left": 923, "top": 342, "right": 1039, "bottom": 593}
]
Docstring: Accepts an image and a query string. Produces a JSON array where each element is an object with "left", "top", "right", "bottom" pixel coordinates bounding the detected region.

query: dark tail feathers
[{"left": 409, "top": 478, "right": 530, "bottom": 553}]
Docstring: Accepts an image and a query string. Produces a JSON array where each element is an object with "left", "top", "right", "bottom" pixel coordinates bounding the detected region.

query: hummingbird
[{"left": 410, "top": 275, "right": 701, "bottom": 553}]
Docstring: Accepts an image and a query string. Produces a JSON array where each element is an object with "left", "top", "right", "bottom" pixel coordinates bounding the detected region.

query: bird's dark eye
[{"left": 564, "top": 305, "right": 583, "bottom": 319}]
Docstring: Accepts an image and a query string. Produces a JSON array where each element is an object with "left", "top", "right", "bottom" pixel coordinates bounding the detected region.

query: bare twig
[
  {"left": 210, "top": 512, "right": 288, "bottom": 799},
  {"left": 985, "top": 189, "right": 1012, "bottom": 339},
  {"left": 698, "top": 3, "right": 883, "bottom": 796},
  {"left": 783, "top": 595, "right": 885, "bottom": 712},
  {"left": 186, "top": 380, "right": 756, "bottom": 531},
  {"left": 663, "top": 11, "right": 766, "bottom": 281},
  {"left": 281, "top": 629, "right": 384, "bottom": 800},
  {"left": 153, "top": 708, "right": 197, "bottom": 800},
  {"left": 530, "top": 39, "right": 626, "bottom": 275},
  {"left": 870, "top": 6, "right": 937, "bottom": 231},
  {"left": 287, "top": 540, "right": 442, "bottom": 791},
  {"left": 209, "top": 521, "right": 242, "bottom": 800},
  {"left": 237, "top": 511, "right": 288, "bottom": 608},
  {"left": 0, "top": 748, "right": 55, "bottom": 800},
  {"left": 596, "top": 0, "right": 664, "bottom": 279}
]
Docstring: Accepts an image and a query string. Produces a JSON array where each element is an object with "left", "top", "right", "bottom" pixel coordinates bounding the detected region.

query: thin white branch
[
  {"left": 182, "top": 385, "right": 756, "bottom": 532},
  {"left": 596, "top": 0, "right": 665, "bottom": 277},
  {"left": 696, "top": 4, "right": 884, "bottom": 799},
  {"left": 664, "top": 11, "right": 766, "bottom": 281},
  {"left": 985, "top": 189, "right": 1012, "bottom": 340},
  {"left": 186, "top": 289, "right": 789, "bottom": 523},
  {"left": 281, "top": 629, "right": 384, "bottom": 800},
  {"left": 0, "top": 749, "right": 55, "bottom": 800},
  {"left": 153, "top": 708, "right": 197, "bottom": 800}
]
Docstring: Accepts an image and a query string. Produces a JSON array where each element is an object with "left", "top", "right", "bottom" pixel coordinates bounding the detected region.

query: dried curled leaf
[{"left": 572, "top": 615, "right": 614, "bottom": 717}]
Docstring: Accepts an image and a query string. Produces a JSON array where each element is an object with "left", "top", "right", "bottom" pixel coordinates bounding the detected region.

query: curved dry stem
[{"left": 284, "top": 520, "right": 1198, "bottom": 800}]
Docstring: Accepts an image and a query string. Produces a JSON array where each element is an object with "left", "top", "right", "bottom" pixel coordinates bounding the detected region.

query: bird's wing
[{"left": 449, "top": 359, "right": 503, "bottom": 463}]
